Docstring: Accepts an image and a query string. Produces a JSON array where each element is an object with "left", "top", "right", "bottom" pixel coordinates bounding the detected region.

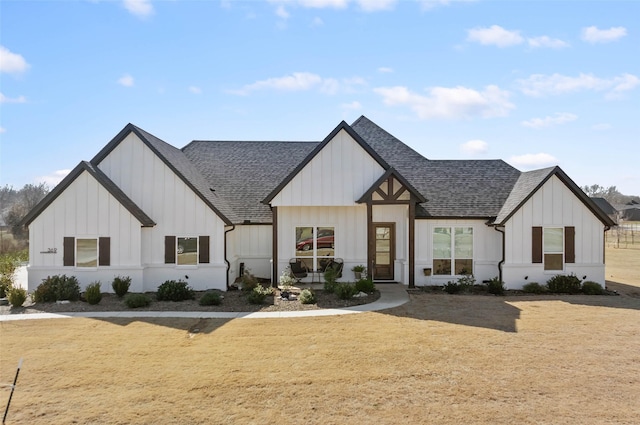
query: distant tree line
[
  {"left": 1, "top": 183, "right": 50, "bottom": 246},
  {"left": 582, "top": 184, "right": 639, "bottom": 206}
]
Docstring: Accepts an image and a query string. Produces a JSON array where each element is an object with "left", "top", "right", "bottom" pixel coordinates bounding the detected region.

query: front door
[{"left": 373, "top": 223, "right": 395, "bottom": 280}]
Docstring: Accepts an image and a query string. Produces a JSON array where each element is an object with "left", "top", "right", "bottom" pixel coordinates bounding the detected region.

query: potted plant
[{"left": 352, "top": 265, "right": 366, "bottom": 280}]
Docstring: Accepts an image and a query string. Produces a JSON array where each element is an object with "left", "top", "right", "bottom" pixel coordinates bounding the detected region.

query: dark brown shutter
[
  {"left": 99, "top": 237, "right": 111, "bottom": 266},
  {"left": 199, "top": 236, "right": 210, "bottom": 264},
  {"left": 532, "top": 227, "right": 542, "bottom": 263},
  {"left": 165, "top": 236, "right": 176, "bottom": 264},
  {"left": 63, "top": 237, "right": 75, "bottom": 266},
  {"left": 565, "top": 226, "right": 575, "bottom": 264}
]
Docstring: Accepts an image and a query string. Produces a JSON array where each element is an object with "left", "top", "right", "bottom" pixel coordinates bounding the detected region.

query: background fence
[{"left": 606, "top": 222, "right": 640, "bottom": 250}]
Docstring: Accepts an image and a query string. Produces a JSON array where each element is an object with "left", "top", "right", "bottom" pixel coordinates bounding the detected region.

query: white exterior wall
[
  {"left": 503, "top": 175, "right": 606, "bottom": 289},
  {"left": 270, "top": 129, "right": 384, "bottom": 206},
  {"left": 97, "top": 133, "right": 227, "bottom": 291},
  {"left": 277, "top": 206, "right": 368, "bottom": 282},
  {"left": 27, "top": 170, "right": 145, "bottom": 292},
  {"left": 415, "top": 219, "right": 502, "bottom": 287},
  {"left": 227, "top": 225, "right": 272, "bottom": 283}
]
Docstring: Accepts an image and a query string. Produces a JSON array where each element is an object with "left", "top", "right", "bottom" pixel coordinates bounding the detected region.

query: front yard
[{"left": 0, "top": 247, "right": 638, "bottom": 424}]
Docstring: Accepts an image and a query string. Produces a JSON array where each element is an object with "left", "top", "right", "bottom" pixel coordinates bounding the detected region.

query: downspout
[
  {"left": 224, "top": 225, "right": 236, "bottom": 290},
  {"left": 493, "top": 225, "right": 505, "bottom": 284}
]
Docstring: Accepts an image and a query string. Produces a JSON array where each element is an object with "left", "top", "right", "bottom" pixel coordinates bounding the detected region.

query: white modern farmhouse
[{"left": 22, "top": 116, "right": 615, "bottom": 292}]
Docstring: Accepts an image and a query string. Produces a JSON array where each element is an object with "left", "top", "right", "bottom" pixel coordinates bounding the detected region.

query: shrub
[
  {"left": 355, "top": 277, "right": 375, "bottom": 294},
  {"left": 324, "top": 266, "right": 339, "bottom": 294},
  {"left": 458, "top": 274, "right": 476, "bottom": 288},
  {"left": 8, "top": 287, "right": 27, "bottom": 308},
  {"left": 547, "top": 274, "right": 582, "bottom": 294},
  {"left": 299, "top": 288, "right": 316, "bottom": 304},
  {"left": 0, "top": 251, "right": 26, "bottom": 297},
  {"left": 85, "top": 282, "right": 102, "bottom": 305},
  {"left": 247, "top": 286, "right": 267, "bottom": 304},
  {"left": 582, "top": 281, "right": 606, "bottom": 295},
  {"left": 443, "top": 280, "right": 462, "bottom": 294},
  {"left": 156, "top": 280, "right": 195, "bottom": 301},
  {"left": 279, "top": 268, "right": 295, "bottom": 290},
  {"left": 522, "top": 282, "right": 547, "bottom": 294},
  {"left": 112, "top": 276, "right": 131, "bottom": 298},
  {"left": 199, "top": 292, "right": 223, "bottom": 306},
  {"left": 240, "top": 270, "right": 259, "bottom": 292},
  {"left": 486, "top": 277, "right": 505, "bottom": 295},
  {"left": 33, "top": 275, "right": 80, "bottom": 302},
  {"left": 335, "top": 282, "right": 357, "bottom": 300},
  {"left": 124, "top": 293, "right": 151, "bottom": 308},
  {"left": 0, "top": 275, "right": 12, "bottom": 299}
]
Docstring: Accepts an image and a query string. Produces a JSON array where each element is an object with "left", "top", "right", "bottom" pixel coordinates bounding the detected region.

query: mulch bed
[{"left": 0, "top": 287, "right": 381, "bottom": 315}]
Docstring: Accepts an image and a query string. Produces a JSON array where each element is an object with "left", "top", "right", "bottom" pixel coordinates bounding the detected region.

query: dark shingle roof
[
  {"left": 182, "top": 140, "right": 318, "bottom": 223},
  {"left": 21, "top": 161, "right": 155, "bottom": 227},
  {"left": 351, "top": 116, "right": 521, "bottom": 218},
  {"left": 591, "top": 197, "right": 617, "bottom": 215}
]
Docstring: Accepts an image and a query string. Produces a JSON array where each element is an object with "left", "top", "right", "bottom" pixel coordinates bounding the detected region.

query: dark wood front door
[{"left": 373, "top": 223, "right": 394, "bottom": 280}]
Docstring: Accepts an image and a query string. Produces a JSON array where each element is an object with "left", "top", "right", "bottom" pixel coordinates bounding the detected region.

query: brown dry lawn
[{"left": 1, "top": 247, "right": 639, "bottom": 424}]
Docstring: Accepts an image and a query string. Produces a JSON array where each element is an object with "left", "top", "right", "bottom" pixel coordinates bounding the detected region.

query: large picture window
[
  {"left": 63, "top": 237, "right": 110, "bottom": 267},
  {"left": 433, "top": 227, "right": 473, "bottom": 275},
  {"left": 177, "top": 237, "right": 198, "bottom": 266},
  {"left": 164, "top": 236, "right": 210, "bottom": 265},
  {"left": 295, "top": 226, "right": 334, "bottom": 271},
  {"left": 76, "top": 238, "right": 98, "bottom": 268}
]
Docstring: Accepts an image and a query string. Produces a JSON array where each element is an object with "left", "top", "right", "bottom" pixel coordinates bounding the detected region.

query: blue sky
[{"left": 1, "top": 0, "right": 638, "bottom": 196}]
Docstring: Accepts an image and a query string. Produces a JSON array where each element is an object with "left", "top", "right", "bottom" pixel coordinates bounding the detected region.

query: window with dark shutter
[
  {"left": 532, "top": 227, "right": 542, "bottom": 263},
  {"left": 99, "top": 237, "right": 111, "bottom": 266},
  {"left": 565, "top": 226, "right": 575, "bottom": 264},
  {"left": 199, "top": 236, "right": 210, "bottom": 264},
  {"left": 63, "top": 237, "right": 75, "bottom": 266},
  {"left": 165, "top": 236, "right": 176, "bottom": 264}
]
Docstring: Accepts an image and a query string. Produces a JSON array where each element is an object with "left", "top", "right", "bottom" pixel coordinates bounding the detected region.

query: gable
[{"left": 267, "top": 127, "right": 386, "bottom": 206}]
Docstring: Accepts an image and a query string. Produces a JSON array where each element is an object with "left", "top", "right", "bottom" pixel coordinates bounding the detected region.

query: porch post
[
  {"left": 272, "top": 206, "right": 278, "bottom": 287},
  {"left": 367, "top": 201, "right": 374, "bottom": 280},
  {"left": 408, "top": 200, "right": 416, "bottom": 288}
]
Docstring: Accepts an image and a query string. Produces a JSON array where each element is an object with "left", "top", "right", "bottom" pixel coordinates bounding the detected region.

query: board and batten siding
[
  {"left": 96, "top": 132, "right": 227, "bottom": 291},
  {"left": 277, "top": 206, "right": 368, "bottom": 281},
  {"left": 503, "top": 175, "right": 606, "bottom": 288},
  {"left": 226, "top": 225, "right": 272, "bottom": 283},
  {"left": 27, "top": 170, "right": 144, "bottom": 291},
  {"left": 270, "top": 129, "right": 385, "bottom": 207},
  {"left": 414, "top": 219, "right": 502, "bottom": 287}
]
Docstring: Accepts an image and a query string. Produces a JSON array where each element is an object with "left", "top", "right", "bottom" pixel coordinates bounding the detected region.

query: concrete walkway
[{"left": 0, "top": 284, "right": 409, "bottom": 322}]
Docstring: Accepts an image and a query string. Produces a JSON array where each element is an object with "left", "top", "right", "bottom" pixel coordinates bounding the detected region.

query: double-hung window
[
  {"left": 532, "top": 226, "right": 575, "bottom": 271},
  {"left": 295, "top": 226, "right": 335, "bottom": 271},
  {"left": 63, "top": 237, "right": 110, "bottom": 267},
  {"left": 164, "top": 236, "right": 210, "bottom": 265},
  {"left": 433, "top": 227, "right": 473, "bottom": 275}
]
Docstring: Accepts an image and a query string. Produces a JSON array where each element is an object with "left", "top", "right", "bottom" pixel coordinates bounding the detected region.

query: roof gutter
[
  {"left": 224, "top": 225, "right": 236, "bottom": 290},
  {"left": 493, "top": 225, "right": 505, "bottom": 284}
]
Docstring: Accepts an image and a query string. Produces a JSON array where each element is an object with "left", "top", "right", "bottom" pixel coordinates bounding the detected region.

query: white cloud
[
  {"left": 117, "top": 74, "right": 135, "bottom": 87},
  {"left": 37, "top": 169, "right": 71, "bottom": 187},
  {"left": 275, "top": 4, "right": 290, "bottom": 18},
  {"left": 467, "top": 25, "right": 524, "bottom": 47},
  {"left": 230, "top": 72, "right": 365, "bottom": 95},
  {"left": 418, "top": 0, "right": 476, "bottom": 10},
  {"left": 592, "top": 123, "right": 611, "bottom": 131},
  {"left": 527, "top": 36, "right": 570, "bottom": 49},
  {"left": 188, "top": 86, "right": 202, "bottom": 94},
  {"left": 378, "top": 67, "right": 393, "bottom": 73},
  {"left": 0, "top": 46, "right": 30, "bottom": 75},
  {"left": 509, "top": 153, "right": 558, "bottom": 169},
  {"left": 356, "top": 0, "right": 397, "bottom": 12},
  {"left": 374, "top": 84, "right": 514, "bottom": 120},
  {"left": 341, "top": 100, "right": 362, "bottom": 110},
  {"left": 518, "top": 72, "right": 639, "bottom": 98},
  {"left": 521, "top": 112, "right": 577, "bottom": 129},
  {"left": 0, "top": 93, "right": 27, "bottom": 104},
  {"left": 123, "top": 0, "right": 154, "bottom": 18},
  {"left": 581, "top": 26, "right": 627, "bottom": 43},
  {"left": 460, "top": 140, "right": 488, "bottom": 156}
]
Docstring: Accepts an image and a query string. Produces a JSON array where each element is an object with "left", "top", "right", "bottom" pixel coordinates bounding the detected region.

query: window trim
[{"left": 432, "top": 226, "right": 474, "bottom": 276}]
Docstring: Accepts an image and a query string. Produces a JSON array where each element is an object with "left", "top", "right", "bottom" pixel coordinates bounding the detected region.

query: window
[
  {"left": 532, "top": 227, "right": 575, "bottom": 271},
  {"left": 295, "top": 226, "right": 334, "bottom": 271},
  {"left": 433, "top": 227, "right": 473, "bottom": 275},
  {"left": 164, "top": 236, "right": 210, "bottom": 265},
  {"left": 63, "top": 237, "right": 110, "bottom": 267}
]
